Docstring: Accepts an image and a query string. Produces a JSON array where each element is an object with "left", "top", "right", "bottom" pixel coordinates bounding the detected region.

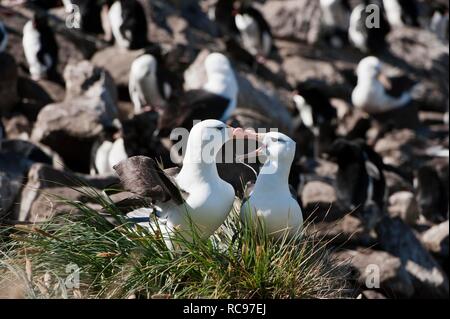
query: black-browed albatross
[
  {"left": 113, "top": 120, "right": 251, "bottom": 248},
  {"left": 240, "top": 131, "right": 304, "bottom": 239}
]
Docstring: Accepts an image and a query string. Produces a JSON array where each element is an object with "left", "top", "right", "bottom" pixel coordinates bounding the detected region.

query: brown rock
[
  {"left": 64, "top": 60, "right": 118, "bottom": 104},
  {"left": 305, "top": 214, "right": 376, "bottom": 247},
  {"left": 302, "top": 180, "right": 336, "bottom": 205},
  {"left": 374, "top": 129, "right": 428, "bottom": 173},
  {"left": 1, "top": 114, "right": 32, "bottom": 140},
  {"left": 31, "top": 99, "right": 104, "bottom": 173},
  {"left": 334, "top": 248, "right": 415, "bottom": 298},
  {"left": 301, "top": 181, "right": 343, "bottom": 221},
  {"left": 16, "top": 77, "right": 63, "bottom": 121},
  {"left": 387, "top": 27, "right": 448, "bottom": 112},
  {"left": 1, "top": 139, "right": 59, "bottom": 217},
  {"left": 14, "top": 164, "right": 118, "bottom": 222},
  {"left": 421, "top": 220, "right": 449, "bottom": 259},
  {"left": 32, "top": 61, "right": 119, "bottom": 173},
  {"left": 376, "top": 217, "right": 449, "bottom": 298},
  {"left": 91, "top": 47, "right": 144, "bottom": 90},
  {"left": 384, "top": 170, "right": 414, "bottom": 196},
  {"left": 260, "top": 0, "right": 321, "bottom": 44},
  {"left": 388, "top": 191, "right": 420, "bottom": 225},
  {"left": 282, "top": 54, "right": 353, "bottom": 99}
]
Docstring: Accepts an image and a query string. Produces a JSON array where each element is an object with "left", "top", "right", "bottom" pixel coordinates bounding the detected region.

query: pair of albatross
[{"left": 113, "top": 120, "right": 303, "bottom": 249}]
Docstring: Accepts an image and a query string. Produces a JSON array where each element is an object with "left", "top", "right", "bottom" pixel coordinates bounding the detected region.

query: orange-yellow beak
[
  {"left": 230, "top": 127, "right": 264, "bottom": 141},
  {"left": 230, "top": 127, "right": 266, "bottom": 161}
]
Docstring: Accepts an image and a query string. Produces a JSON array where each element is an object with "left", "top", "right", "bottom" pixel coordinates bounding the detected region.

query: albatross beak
[
  {"left": 230, "top": 127, "right": 265, "bottom": 141},
  {"left": 378, "top": 73, "right": 392, "bottom": 90},
  {"left": 229, "top": 127, "right": 266, "bottom": 161},
  {"left": 236, "top": 146, "right": 265, "bottom": 161}
]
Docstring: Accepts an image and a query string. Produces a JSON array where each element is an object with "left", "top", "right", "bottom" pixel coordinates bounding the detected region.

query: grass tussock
[{"left": 0, "top": 187, "right": 348, "bottom": 299}]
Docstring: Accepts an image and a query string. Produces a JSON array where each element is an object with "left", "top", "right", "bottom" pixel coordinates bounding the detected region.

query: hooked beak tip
[{"left": 231, "top": 127, "right": 265, "bottom": 142}]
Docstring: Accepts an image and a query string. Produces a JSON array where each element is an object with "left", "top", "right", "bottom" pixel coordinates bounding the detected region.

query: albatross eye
[{"left": 271, "top": 137, "right": 278, "bottom": 143}]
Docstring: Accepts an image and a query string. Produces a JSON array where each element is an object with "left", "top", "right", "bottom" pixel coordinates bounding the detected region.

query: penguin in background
[
  {"left": 382, "top": 0, "right": 420, "bottom": 28},
  {"left": 90, "top": 121, "right": 128, "bottom": 176},
  {"left": 0, "top": 19, "right": 8, "bottom": 53},
  {"left": 22, "top": 13, "right": 59, "bottom": 81},
  {"left": 325, "top": 138, "right": 387, "bottom": 229},
  {"left": 108, "top": 0, "right": 148, "bottom": 50},
  {"left": 292, "top": 82, "right": 338, "bottom": 158},
  {"left": 213, "top": 0, "right": 239, "bottom": 36},
  {"left": 429, "top": 3, "right": 449, "bottom": 42},
  {"left": 349, "top": 0, "right": 391, "bottom": 54},
  {"left": 233, "top": 2, "right": 273, "bottom": 60},
  {"left": 128, "top": 47, "right": 180, "bottom": 115},
  {"left": 319, "top": 0, "right": 351, "bottom": 48}
]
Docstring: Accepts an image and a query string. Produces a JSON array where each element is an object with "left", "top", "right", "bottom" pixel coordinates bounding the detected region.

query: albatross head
[
  {"left": 260, "top": 132, "right": 296, "bottom": 166},
  {"left": 357, "top": 56, "right": 382, "bottom": 79},
  {"left": 184, "top": 120, "right": 245, "bottom": 164},
  {"left": 238, "top": 131, "right": 296, "bottom": 168}
]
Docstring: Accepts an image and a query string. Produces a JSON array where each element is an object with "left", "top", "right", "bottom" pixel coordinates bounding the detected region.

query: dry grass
[{"left": 0, "top": 187, "right": 349, "bottom": 299}]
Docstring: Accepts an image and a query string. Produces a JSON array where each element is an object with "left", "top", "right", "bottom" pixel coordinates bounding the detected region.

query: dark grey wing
[
  {"left": 384, "top": 75, "right": 417, "bottom": 99},
  {"left": 163, "top": 166, "right": 189, "bottom": 201},
  {"left": 101, "top": 194, "right": 151, "bottom": 215},
  {"left": 113, "top": 156, "right": 185, "bottom": 205}
]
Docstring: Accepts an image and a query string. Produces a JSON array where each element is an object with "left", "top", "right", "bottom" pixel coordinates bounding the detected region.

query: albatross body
[
  {"left": 115, "top": 120, "right": 246, "bottom": 248},
  {"left": 241, "top": 132, "right": 303, "bottom": 239},
  {"left": 352, "top": 56, "right": 413, "bottom": 114}
]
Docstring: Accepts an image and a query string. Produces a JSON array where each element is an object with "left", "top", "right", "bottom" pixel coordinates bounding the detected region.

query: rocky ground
[{"left": 0, "top": 0, "right": 449, "bottom": 299}]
